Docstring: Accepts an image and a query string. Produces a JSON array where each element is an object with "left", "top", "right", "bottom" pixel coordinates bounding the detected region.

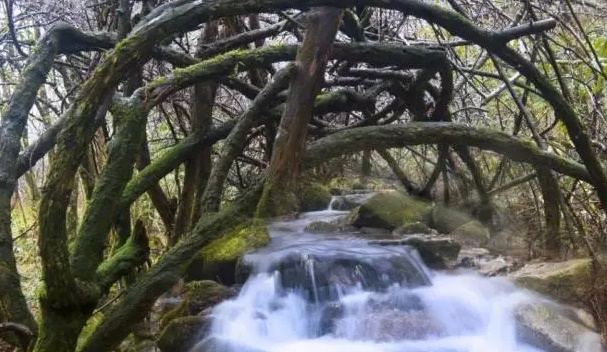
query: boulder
[
  {"left": 296, "top": 183, "right": 332, "bottom": 212},
  {"left": 456, "top": 248, "right": 519, "bottom": 276},
  {"left": 160, "top": 280, "right": 236, "bottom": 329},
  {"left": 369, "top": 234, "right": 461, "bottom": 269},
  {"left": 329, "top": 192, "right": 374, "bottom": 211},
  {"left": 333, "top": 309, "right": 444, "bottom": 341},
  {"left": 304, "top": 221, "right": 340, "bottom": 233},
  {"left": 449, "top": 220, "right": 490, "bottom": 247},
  {"left": 268, "top": 249, "right": 431, "bottom": 302},
  {"left": 186, "top": 221, "right": 270, "bottom": 285},
  {"left": 510, "top": 258, "right": 597, "bottom": 307},
  {"left": 346, "top": 191, "right": 432, "bottom": 230},
  {"left": 394, "top": 222, "right": 438, "bottom": 236},
  {"left": 515, "top": 301, "right": 602, "bottom": 352},
  {"left": 456, "top": 247, "right": 491, "bottom": 268},
  {"left": 157, "top": 316, "right": 210, "bottom": 352},
  {"left": 430, "top": 205, "right": 475, "bottom": 234}
]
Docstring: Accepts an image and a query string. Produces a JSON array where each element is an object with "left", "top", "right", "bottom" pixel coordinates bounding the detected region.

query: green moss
[
  {"left": 157, "top": 316, "right": 209, "bottom": 352},
  {"left": 160, "top": 280, "right": 233, "bottom": 328},
  {"left": 201, "top": 221, "right": 269, "bottom": 262},
  {"left": 77, "top": 313, "right": 104, "bottom": 350},
  {"left": 185, "top": 220, "right": 270, "bottom": 284},
  {"left": 348, "top": 191, "right": 432, "bottom": 230},
  {"left": 296, "top": 183, "right": 332, "bottom": 212},
  {"left": 449, "top": 220, "right": 490, "bottom": 247},
  {"left": 513, "top": 259, "right": 597, "bottom": 305},
  {"left": 430, "top": 205, "right": 476, "bottom": 234},
  {"left": 255, "top": 181, "right": 299, "bottom": 218}
]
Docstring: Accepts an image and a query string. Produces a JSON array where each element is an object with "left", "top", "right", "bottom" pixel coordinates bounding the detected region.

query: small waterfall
[{"left": 189, "top": 210, "right": 557, "bottom": 352}]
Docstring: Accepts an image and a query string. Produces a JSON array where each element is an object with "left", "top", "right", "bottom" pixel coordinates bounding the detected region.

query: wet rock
[
  {"left": 456, "top": 248, "right": 519, "bottom": 276},
  {"left": 356, "top": 226, "right": 393, "bottom": 239},
  {"left": 189, "top": 337, "right": 266, "bottom": 352},
  {"left": 296, "top": 183, "right": 332, "bottom": 212},
  {"left": 160, "top": 280, "right": 236, "bottom": 329},
  {"left": 186, "top": 221, "right": 270, "bottom": 285},
  {"left": 304, "top": 221, "right": 341, "bottom": 233},
  {"left": 394, "top": 222, "right": 438, "bottom": 236},
  {"left": 456, "top": 247, "right": 491, "bottom": 268},
  {"left": 369, "top": 234, "right": 461, "bottom": 269},
  {"left": 271, "top": 250, "right": 431, "bottom": 302},
  {"left": 515, "top": 301, "right": 602, "bottom": 352},
  {"left": 510, "top": 258, "right": 599, "bottom": 307},
  {"left": 346, "top": 191, "right": 432, "bottom": 230},
  {"left": 333, "top": 308, "right": 443, "bottom": 341},
  {"left": 329, "top": 192, "right": 374, "bottom": 211},
  {"left": 476, "top": 256, "right": 518, "bottom": 276},
  {"left": 449, "top": 220, "right": 490, "bottom": 247},
  {"left": 157, "top": 315, "right": 211, "bottom": 352}
]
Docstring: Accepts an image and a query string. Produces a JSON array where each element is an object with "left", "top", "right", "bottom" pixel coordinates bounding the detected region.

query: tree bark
[{"left": 172, "top": 22, "right": 219, "bottom": 244}]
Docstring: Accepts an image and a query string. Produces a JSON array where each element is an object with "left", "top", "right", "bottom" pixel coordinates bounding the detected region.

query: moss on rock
[
  {"left": 185, "top": 221, "right": 270, "bottom": 284},
  {"left": 394, "top": 222, "right": 437, "bottom": 236},
  {"left": 160, "top": 280, "right": 235, "bottom": 329},
  {"left": 296, "top": 183, "right": 332, "bottom": 212},
  {"left": 449, "top": 220, "right": 490, "bottom": 247},
  {"left": 511, "top": 259, "right": 597, "bottom": 306},
  {"left": 255, "top": 182, "right": 299, "bottom": 218},
  {"left": 430, "top": 205, "right": 476, "bottom": 234},
  {"left": 304, "top": 221, "right": 340, "bottom": 233},
  {"left": 347, "top": 191, "right": 432, "bottom": 230},
  {"left": 157, "top": 316, "right": 210, "bottom": 352}
]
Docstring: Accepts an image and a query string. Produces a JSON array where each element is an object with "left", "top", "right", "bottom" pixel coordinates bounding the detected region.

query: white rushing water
[{"left": 189, "top": 208, "right": 552, "bottom": 352}]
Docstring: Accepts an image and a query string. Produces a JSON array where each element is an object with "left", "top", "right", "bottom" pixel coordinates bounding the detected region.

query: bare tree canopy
[{"left": 1, "top": 0, "right": 607, "bottom": 350}]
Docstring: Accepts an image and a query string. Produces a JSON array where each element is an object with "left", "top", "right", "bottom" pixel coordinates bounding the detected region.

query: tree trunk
[
  {"left": 258, "top": 7, "right": 343, "bottom": 216},
  {"left": 172, "top": 22, "right": 219, "bottom": 244}
]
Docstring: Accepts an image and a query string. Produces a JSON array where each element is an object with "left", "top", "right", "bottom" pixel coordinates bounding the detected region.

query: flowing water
[{"left": 190, "top": 206, "right": 553, "bottom": 352}]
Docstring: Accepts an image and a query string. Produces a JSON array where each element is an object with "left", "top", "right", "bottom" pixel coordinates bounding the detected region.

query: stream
[{"left": 188, "top": 207, "right": 579, "bottom": 352}]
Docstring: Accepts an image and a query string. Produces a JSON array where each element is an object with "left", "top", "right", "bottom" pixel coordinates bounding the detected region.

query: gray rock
[
  {"left": 456, "top": 248, "right": 519, "bottom": 276},
  {"left": 515, "top": 301, "right": 602, "bottom": 352},
  {"left": 190, "top": 336, "right": 266, "bottom": 352},
  {"left": 394, "top": 222, "right": 438, "bottom": 236},
  {"left": 369, "top": 234, "right": 461, "bottom": 269},
  {"left": 304, "top": 221, "right": 340, "bottom": 233},
  {"left": 449, "top": 220, "right": 490, "bottom": 247},
  {"left": 329, "top": 192, "right": 374, "bottom": 211},
  {"left": 430, "top": 205, "right": 475, "bottom": 234}
]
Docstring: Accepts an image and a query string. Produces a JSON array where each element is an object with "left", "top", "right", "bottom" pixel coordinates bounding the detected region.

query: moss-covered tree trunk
[{"left": 258, "top": 7, "right": 344, "bottom": 216}]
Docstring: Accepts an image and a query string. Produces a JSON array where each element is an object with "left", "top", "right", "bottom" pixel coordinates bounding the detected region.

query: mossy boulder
[
  {"left": 449, "top": 220, "right": 490, "bottom": 247},
  {"left": 256, "top": 184, "right": 299, "bottom": 218},
  {"left": 430, "top": 205, "right": 476, "bottom": 234},
  {"left": 510, "top": 258, "right": 601, "bottom": 307},
  {"left": 160, "top": 280, "right": 236, "bottom": 329},
  {"left": 394, "top": 222, "right": 438, "bottom": 236},
  {"left": 296, "top": 183, "right": 332, "bottom": 212},
  {"left": 347, "top": 191, "right": 432, "bottom": 230},
  {"left": 157, "top": 316, "right": 210, "bottom": 352},
  {"left": 185, "top": 221, "right": 270, "bottom": 284}
]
